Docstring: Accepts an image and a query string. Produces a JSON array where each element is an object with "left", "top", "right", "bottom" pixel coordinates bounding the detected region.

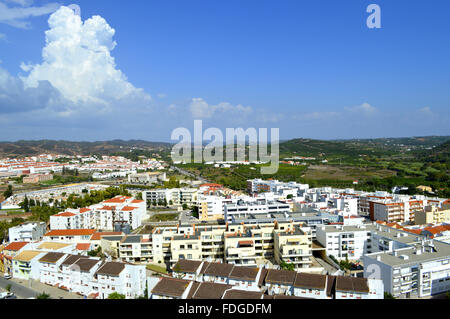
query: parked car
[
  {"left": 0, "top": 292, "right": 16, "bottom": 299},
  {"left": 3, "top": 273, "right": 12, "bottom": 280}
]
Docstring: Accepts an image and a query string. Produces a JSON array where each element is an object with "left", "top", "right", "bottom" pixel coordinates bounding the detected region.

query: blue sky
[{"left": 0, "top": 0, "right": 449, "bottom": 142}]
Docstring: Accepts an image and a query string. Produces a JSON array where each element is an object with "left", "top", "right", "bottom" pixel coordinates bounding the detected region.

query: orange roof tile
[
  {"left": 121, "top": 206, "right": 137, "bottom": 211},
  {"left": 4, "top": 242, "right": 29, "bottom": 251},
  {"left": 90, "top": 232, "right": 123, "bottom": 241},
  {"left": 55, "top": 212, "right": 77, "bottom": 217},
  {"left": 76, "top": 243, "right": 91, "bottom": 251}
]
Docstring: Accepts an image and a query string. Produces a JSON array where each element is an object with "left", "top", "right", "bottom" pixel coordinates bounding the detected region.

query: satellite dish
[{"left": 68, "top": 4, "right": 81, "bottom": 16}]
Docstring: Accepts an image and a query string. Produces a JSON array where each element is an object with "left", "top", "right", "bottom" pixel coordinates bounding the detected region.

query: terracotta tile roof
[
  {"left": 54, "top": 212, "right": 77, "bottom": 217},
  {"left": 90, "top": 232, "right": 123, "bottom": 241},
  {"left": 76, "top": 243, "right": 91, "bottom": 251},
  {"left": 80, "top": 208, "right": 91, "bottom": 213},
  {"left": 121, "top": 206, "right": 137, "bottom": 211},
  {"left": 131, "top": 200, "right": 144, "bottom": 204},
  {"left": 45, "top": 229, "right": 97, "bottom": 237},
  {"left": 4, "top": 242, "right": 29, "bottom": 251}
]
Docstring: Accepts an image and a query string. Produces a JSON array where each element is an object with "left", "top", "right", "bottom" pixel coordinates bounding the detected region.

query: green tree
[
  {"left": 5, "top": 284, "right": 12, "bottom": 292},
  {"left": 108, "top": 292, "right": 125, "bottom": 299},
  {"left": 280, "top": 261, "right": 295, "bottom": 271},
  {"left": 23, "top": 195, "right": 30, "bottom": 213},
  {"left": 384, "top": 292, "right": 395, "bottom": 299},
  {"left": 3, "top": 185, "right": 13, "bottom": 198},
  {"left": 36, "top": 292, "right": 51, "bottom": 299}
]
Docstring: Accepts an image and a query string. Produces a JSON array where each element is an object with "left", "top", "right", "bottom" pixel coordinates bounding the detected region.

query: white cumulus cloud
[
  {"left": 189, "top": 97, "right": 252, "bottom": 119},
  {"left": 344, "top": 102, "right": 377, "bottom": 114},
  {"left": 20, "top": 5, "right": 151, "bottom": 107}
]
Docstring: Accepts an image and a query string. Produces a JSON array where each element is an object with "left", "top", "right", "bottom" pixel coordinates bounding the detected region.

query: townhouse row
[
  {"left": 12, "top": 249, "right": 146, "bottom": 299},
  {"left": 147, "top": 259, "right": 383, "bottom": 299}
]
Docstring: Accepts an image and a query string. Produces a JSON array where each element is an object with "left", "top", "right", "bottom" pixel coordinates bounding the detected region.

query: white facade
[{"left": 8, "top": 222, "right": 46, "bottom": 242}]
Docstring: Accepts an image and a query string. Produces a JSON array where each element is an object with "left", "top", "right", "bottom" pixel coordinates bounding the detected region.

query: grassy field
[{"left": 146, "top": 264, "right": 168, "bottom": 274}]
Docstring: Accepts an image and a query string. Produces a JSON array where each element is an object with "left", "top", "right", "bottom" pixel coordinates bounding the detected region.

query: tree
[
  {"left": 23, "top": 195, "right": 30, "bottom": 213},
  {"left": 108, "top": 292, "right": 125, "bottom": 299},
  {"left": 3, "top": 185, "right": 13, "bottom": 198},
  {"left": 182, "top": 203, "right": 188, "bottom": 210},
  {"left": 384, "top": 292, "right": 395, "bottom": 299},
  {"left": 36, "top": 292, "right": 51, "bottom": 299},
  {"left": 280, "top": 261, "right": 295, "bottom": 271},
  {"left": 5, "top": 284, "right": 12, "bottom": 292}
]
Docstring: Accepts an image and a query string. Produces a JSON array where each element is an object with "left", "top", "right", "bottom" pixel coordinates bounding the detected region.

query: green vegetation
[
  {"left": 384, "top": 292, "right": 396, "bottom": 299},
  {"left": 3, "top": 185, "right": 13, "bottom": 198},
  {"left": 280, "top": 261, "right": 295, "bottom": 271},
  {"left": 36, "top": 292, "right": 51, "bottom": 299},
  {"left": 0, "top": 217, "right": 26, "bottom": 242},
  {"left": 5, "top": 284, "right": 11, "bottom": 292},
  {"left": 146, "top": 264, "right": 168, "bottom": 274},
  {"left": 149, "top": 213, "right": 179, "bottom": 222},
  {"left": 87, "top": 247, "right": 102, "bottom": 257},
  {"left": 108, "top": 292, "right": 126, "bottom": 299}
]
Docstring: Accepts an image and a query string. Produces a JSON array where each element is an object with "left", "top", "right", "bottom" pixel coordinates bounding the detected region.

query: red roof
[
  {"left": 121, "top": 206, "right": 137, "bottom": 211},
  {"left": 80, "top": 208, "right": 91, "bottom": 213},
  {"left": 100, "top": 206, "right": 114, "bottom": 210},
  {"left": 55, "top": 212, "right": 77, "bottom": 217},
  {"left": 90, "top": 232, "right": 123, "bottom": 241},
  {"left": 131, "top": 200, "right": 144, "bottom": 204},
  {"left": 45, "top": 229, "right": 97, "bottom": 237},
  {"left": 4, "top": 242, "right": 29, "bottom": 251},
  {"left": 76, "top": 243, "right": 91, "bottom": 251}
]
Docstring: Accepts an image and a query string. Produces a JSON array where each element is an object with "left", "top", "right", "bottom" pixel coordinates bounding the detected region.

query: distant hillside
[
  {"left": 418, "top": 140, "right": 450, "bottom": 163},
  {"left": 0, "top": 140, "right": 172, "bottom": 157},
  {"left": 279, "top": 136, "right": 450, "bottom": 159}
]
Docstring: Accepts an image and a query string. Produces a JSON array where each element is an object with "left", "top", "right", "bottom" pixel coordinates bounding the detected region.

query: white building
[
  {"left": 8, "top": 222, "right": 47, "bottom": 242},
  {"left": 316, "top": 224, "right": 372, "bottom": 261}
]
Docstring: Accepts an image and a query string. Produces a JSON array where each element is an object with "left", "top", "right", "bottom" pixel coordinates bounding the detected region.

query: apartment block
[
  {"left": 415, "top": 206, "right": 450, "bottom": 225},
  {"left": 49, "top": 196, "right": 146, "bottom": 231},
  {"left": 316, "top": 224, "right": 372, "bottom": 261}
]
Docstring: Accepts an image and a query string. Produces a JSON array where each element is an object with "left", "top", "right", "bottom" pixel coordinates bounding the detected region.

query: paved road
[{"left": 0, "top": 277, "right": 38, "bottom": 299}]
